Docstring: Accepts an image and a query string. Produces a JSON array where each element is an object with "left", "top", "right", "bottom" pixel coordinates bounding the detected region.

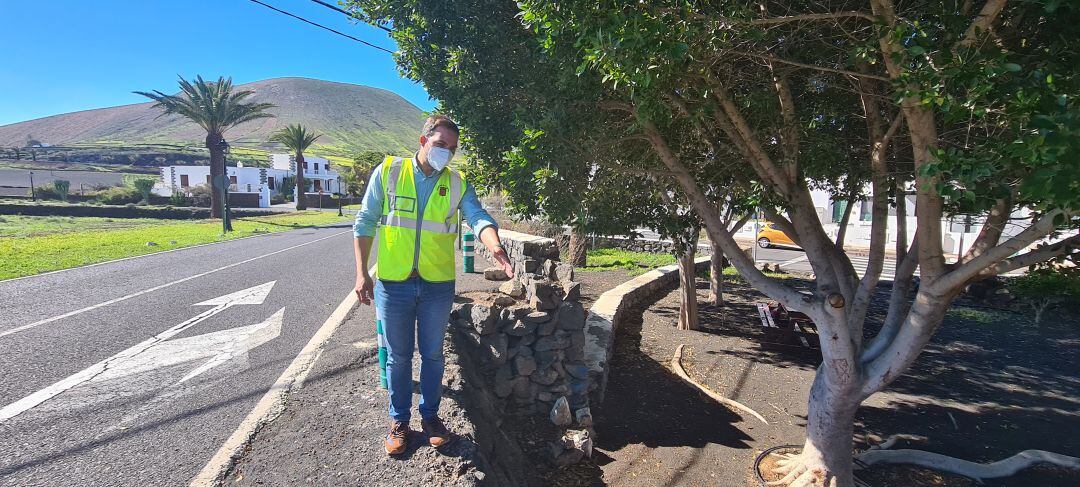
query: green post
[
  {"left": 463, "top": 229, "right": 475, "bottom": 273},
  {"left": 376, "top": 318, "right": 388, "bottom": 389}
]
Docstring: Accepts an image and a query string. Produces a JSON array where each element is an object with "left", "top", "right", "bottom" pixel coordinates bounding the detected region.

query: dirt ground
[{"left": 562, "top": 272, "right": 1080, "bottom": 486}]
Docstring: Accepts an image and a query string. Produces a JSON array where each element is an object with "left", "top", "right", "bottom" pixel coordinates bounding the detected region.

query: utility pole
[{"left": 29, "top": 171, "right": 36, "bottom": 201}]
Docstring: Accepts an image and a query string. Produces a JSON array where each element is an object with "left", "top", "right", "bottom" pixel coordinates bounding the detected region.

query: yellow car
[{"left": 756, "top": 222, "right": 798, "bottom": 249}]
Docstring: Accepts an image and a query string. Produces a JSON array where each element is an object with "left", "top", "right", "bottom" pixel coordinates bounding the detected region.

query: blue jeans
[{"left": 375, "top": 277, "right": 456, "bottom": 422}]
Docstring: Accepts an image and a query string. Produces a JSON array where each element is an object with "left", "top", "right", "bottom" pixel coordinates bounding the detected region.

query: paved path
[{"left": 0, "top": 224, "right": 364, "bottom": 486}]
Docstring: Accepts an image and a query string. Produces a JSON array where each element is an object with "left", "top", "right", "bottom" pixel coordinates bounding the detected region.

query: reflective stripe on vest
[{"left": 376, "top": 156, "right": 463, "bottom": 282}]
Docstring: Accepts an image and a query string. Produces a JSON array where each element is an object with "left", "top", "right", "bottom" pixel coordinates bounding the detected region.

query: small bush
[
  {"left": 187, "top": 184, "right": 214, "bottom": 208},
  {"left": 133, "top": 179, "right": 155, "bottom": 204},
  {"left": 30, "top": 185, "right": 61, "bottom": 200},
  {"left": 169, "top": 191, "right": 191, "bottom": 206},
  {"left": 270, "top": 194, "right": 286, "bottom": 205},
  {"left": 53, "top": 180, "right": 71, "bottom": 202},
  {"left": 1007, "top": 268, "right": 1080, "bottom": 325},
  {"left": 93, "top": 186, "right": 142, "bottom": 205}
]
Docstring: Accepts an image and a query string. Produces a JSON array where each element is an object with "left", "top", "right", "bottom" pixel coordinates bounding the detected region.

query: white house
[{"left": 153, "top": 154, "right": 342, "bottom": 208}]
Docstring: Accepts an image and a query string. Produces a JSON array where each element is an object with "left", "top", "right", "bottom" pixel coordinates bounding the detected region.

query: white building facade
[{"left": 153, "top": 154, "right": 342, "bottom": 208}]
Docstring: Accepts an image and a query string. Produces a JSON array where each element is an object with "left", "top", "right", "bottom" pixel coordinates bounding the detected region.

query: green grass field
[
  {"left": 581, "top": 248, "right": 678, "bottom": 275},
  {"left": 0, "top": 211, "right": 350, "bottom": 280}
]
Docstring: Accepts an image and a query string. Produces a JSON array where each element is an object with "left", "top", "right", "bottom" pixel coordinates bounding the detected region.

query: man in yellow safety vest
[{"left": 352, "top": 114, "right": 513, "bottom": 455}]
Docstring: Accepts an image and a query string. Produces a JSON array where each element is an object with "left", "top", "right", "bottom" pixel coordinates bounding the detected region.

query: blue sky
[{"left": 0, "top": 0, "right": 435, "bottom": 126}]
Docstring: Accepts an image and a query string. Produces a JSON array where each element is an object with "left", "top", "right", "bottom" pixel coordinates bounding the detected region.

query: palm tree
[
  {"left": 269, "top": 124, "right": 321, "bottom": 210},
  {"left": 135, "top": 76, "right": 274, "bottom": 220}
]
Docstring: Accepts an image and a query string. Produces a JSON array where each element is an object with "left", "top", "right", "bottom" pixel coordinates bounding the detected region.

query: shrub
[
  {"left": 169, "top": 191, "right": 191, "bottom": 206},
  {"left": 1007, "top": 268, "right": 1080, "bottom": 325},
  {"left": 93, "top": 186, "right": 142, "bottom": 205},
  {"left": 133, "top": 179, "right": 155, "bottom": 204},
  {"left": 30, "top": 185, "right": 61, "bottom": 200},
  {"left": 53, "top": 180, "right": 71, "bottom": 202},
  {"left": 270, "top": 194, "right": 286, "bottom": 205},
  {"left": 187, "top": 184, "right": 214, "bottom": 208}
]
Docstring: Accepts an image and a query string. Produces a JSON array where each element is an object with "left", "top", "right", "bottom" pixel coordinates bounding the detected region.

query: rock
[
  {"left": 566, "top": 428, "right": 593, "bottom": 458},
  {"left": 146, "top": 241, "right": 158, "bottom": 247},
  {"left": 481, "top": 334, "right": 508, "bottom": 365},
  {"left": 565, "top": 361, "right": 590, "bottom": 380},
  {"left": 499, "top": 280, "right": 525, "bottom": 298},
  {"left": 484, "top": 266, "right": 509, "bottom": 281},
  {"left": 168, "top": 240, "right": 177, "bottom": 245},
  {"left": 555, "top": 262, "right": 575, "bottom": 283},
  {"left": 513, "top": 355, "right": 537, "bottom": 377},
  {"left": 462, "top": 329, "right": 482, "bottom": 347},
  {"left": 538, "top": 391, "right": 554, "bottom": 402},
  {"left": 534, "top": 333, "right": 570, "bottom": 352},
  {"left": 553, "top": 448, "right": 585, "bottom": 467},
  {"left": 451, "top": 301, "right": 472, "bottom": 319},
  {"left": 562, "top": 281, "right": 581, "bottom": 301},
  {"left": 530, "top": 367, "right": 560, "bottom": 386},
  {"left": 522, "top": 311, "right": 551, "bottom": 323},
  {"left": 547, "top": 384, "right": 569, "bottom": 394},
  {"left": 523, "top": 258, "right": 539, "bottom": 273},
  {"left": 564, "top": 338, "right": 585, "bottom": 361},
  {"left": 542, "top": 259, "right": 557, "bottom": 280},
  {"left": 528, "top": 281, "right": 561, "bottom": 311},
  {"left": 550, "top": 396, "right": 571, "bottom": 426},
  {"left": 535, "top": 349, "right": 562, "bottom": 368},
  {"left": 503, "top": 319, "right": 537, "bottom": 337},
  {"left": 517, "top": 342, "right": 535, "bottom": 356},
  {"left": 494, "top": 365, "right": 514, "bottom": 398},
  {"left": 511, "top": 376, "right": 532, "bottom": 399},
  {"left": 574, "top": 407, "right": 594, "bottom": 427},
  {"left": 470, "top": 305, "right": 498, "bottom": 335},
  {"left": 536, "top": 319, "right": 557, "bottom": 336},
  {"left": 493, "top": 295, "right": 516, "bottom": 307},
  {"left": 557, "top": 301, "right": 586, "bottom": 330}
]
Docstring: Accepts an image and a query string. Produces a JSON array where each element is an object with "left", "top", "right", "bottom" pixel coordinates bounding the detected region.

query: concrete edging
[{"left": 584, "top": 255, "right": 712, "bottom": 404}]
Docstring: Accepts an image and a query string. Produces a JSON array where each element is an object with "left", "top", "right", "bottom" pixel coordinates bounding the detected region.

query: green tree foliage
[
  {"left": 133, "top": 179, "right": 155, "bottom": 204},
  {"left": 347, "top": 150, "right": 383, "bottom": 197},
  {"left": 53, "top": 180, "right": 70, "bottom": 203},
  {"left": 269, "top": 124, "right": 321, "bottom": 210}
]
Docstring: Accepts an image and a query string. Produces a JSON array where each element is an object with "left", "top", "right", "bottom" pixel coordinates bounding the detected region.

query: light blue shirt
[{"left": 353, "top": 154, "right": 498, "bottom": 238}]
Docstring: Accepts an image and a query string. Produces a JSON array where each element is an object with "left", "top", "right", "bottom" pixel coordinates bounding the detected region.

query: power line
[
  {"left": 309, "top": 0, "right": 393, "bottom": 32},
  {"left": 247, "top": 0, "right": 395, "bottom": 54}
]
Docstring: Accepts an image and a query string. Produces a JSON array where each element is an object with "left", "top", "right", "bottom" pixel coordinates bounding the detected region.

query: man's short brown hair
[{"left": 422, "top": 114, "right": 459, "bottom": 137}]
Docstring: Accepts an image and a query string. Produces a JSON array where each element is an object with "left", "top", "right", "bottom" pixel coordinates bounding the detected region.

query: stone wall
[
  {"left": 584, "top": 256, "right": 713, "bottom": 405},
  {"left": 452, "top": 229, "right": 597, "bottom": 466},
  {"left": 589, "top": 235, "right": 711, "bottom": 254}
]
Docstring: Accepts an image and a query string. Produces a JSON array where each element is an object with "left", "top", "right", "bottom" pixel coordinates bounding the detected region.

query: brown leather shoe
[
  {"left": 421, "top": 417, "right": 452, "bottom": 448},
  {"left": 384, "top": 420, "right": 410, "bottom": 455}
]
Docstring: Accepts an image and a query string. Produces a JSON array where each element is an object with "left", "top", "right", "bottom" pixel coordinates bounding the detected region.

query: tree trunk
[
  {"left": 295, "top": 152, "right": 307, "bottom": 211},
  {"left": 709, "top": 237, "right": 725, "bottom": 305},
  {"left": 677, "top": 241, "right": 699, "bottom": 331},
  {"left": 793, "top": 374, "right": 860, "bottom": 487},
  {"left": 568, "top": 227, "right": 588, "bottom": 267},
  {"left": 205, "top": 133, "right": 224, "bottom": 220},
  {"left": 834, "top": 193, "right": 856, "bottom": 249}
]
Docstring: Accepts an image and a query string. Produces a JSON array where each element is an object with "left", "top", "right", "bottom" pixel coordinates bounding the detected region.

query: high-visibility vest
[{"left": 376, "top": 156, "right": 464, "bottom": 282}]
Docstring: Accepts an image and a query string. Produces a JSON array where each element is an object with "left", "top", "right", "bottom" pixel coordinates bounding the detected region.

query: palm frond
[
  {"left": 269, "top": 123, "right": 323, "bottom": 153},
  {"left": 134, "top": 75, "right": 276, "bottom": 137}
]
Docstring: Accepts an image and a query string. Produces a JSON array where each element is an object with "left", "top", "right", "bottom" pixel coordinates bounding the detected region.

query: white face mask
[{"left": 426, "top": 146, "right": 454, "bottom": 171}]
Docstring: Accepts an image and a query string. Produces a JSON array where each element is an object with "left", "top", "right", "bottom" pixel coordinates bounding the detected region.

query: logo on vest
[{"left": 439, "top": 186, "right": 447, "bottom": 196}]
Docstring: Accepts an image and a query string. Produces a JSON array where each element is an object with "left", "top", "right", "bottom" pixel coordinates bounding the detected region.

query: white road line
[
  {"left": 779, "top": 255, "right": 809, "bottom": 267},
  {"left": 0, "top": 231, "right": 348, "bottom": 339},
  {"left": 190, "top": 290, "right": 361, "bottom": 487}
]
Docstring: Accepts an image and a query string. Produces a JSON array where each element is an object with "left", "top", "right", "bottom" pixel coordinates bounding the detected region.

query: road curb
[{"left": 189, "top": 290, "right": 359, "bottom": 487}]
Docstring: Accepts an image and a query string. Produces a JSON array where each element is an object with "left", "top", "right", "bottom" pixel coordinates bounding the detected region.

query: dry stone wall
[{"left": 453, "top": 229, "right": 597, "bottom": 466}]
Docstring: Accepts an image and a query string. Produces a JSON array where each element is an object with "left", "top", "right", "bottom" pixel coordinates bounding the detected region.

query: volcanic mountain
[{"left": 0, "top": 77, "right": 426, "bottom": 155}]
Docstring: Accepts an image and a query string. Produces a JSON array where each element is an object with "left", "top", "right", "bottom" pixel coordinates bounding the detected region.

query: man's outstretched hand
[{"left": 492, "top": 247, "right": 514, "bottom": 279}]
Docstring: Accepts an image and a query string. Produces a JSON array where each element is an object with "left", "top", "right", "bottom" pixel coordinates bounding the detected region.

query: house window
[
  {"left": 314, "top": 163, "right": 319, "bottom": 174},
  {"left": 324, "top": 163, "right": 329, "bottom": 172},
  {"left": 230, "top": 175, "right": 238, "bottom": 185},
  {"left": 831, "top": 200, "right": 848, "bottom": 223},
  {"left": 314, "top": 180, "right": 323, "bottom": 192},
  {"left": 303, "top": 161, "right": 308, "bottom": 170},
  {"left": 180, "top": 175, "right": 189, "bottom": 188},
  {"left": 267, "top": 176, "right": 275, "bottom": 190}
]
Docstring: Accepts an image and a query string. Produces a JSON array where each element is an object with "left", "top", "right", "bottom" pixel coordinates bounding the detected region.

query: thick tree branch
[
  {"left": 748, "top": 11, "right": 877, "bottom": 25},
  {"left": 957, "top": 0, "right": 1008, "bottom": 49},
  {"left": 980, "top": 233, "right": 1080, "bottom": 276},
  {"left": 936, "top": 210, "right": 1068, "bottom": 292},
  {"left": 639, "top": 117, "right": 810, "bottom": 309},
  {"left": 962, "top": 195, "right": 1011, "bottom": 263},
  {"left": 861, "top": 237, "right": 919, "bottom": 365}
]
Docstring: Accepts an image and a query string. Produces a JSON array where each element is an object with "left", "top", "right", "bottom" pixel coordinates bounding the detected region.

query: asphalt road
[{"left": 0, "top": 224, "right": 367, "bottom": 487}]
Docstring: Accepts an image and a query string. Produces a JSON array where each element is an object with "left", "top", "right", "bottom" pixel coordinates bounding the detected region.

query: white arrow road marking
[{"left": 0, "top": 282, "right": 277, "bottom": 422}]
